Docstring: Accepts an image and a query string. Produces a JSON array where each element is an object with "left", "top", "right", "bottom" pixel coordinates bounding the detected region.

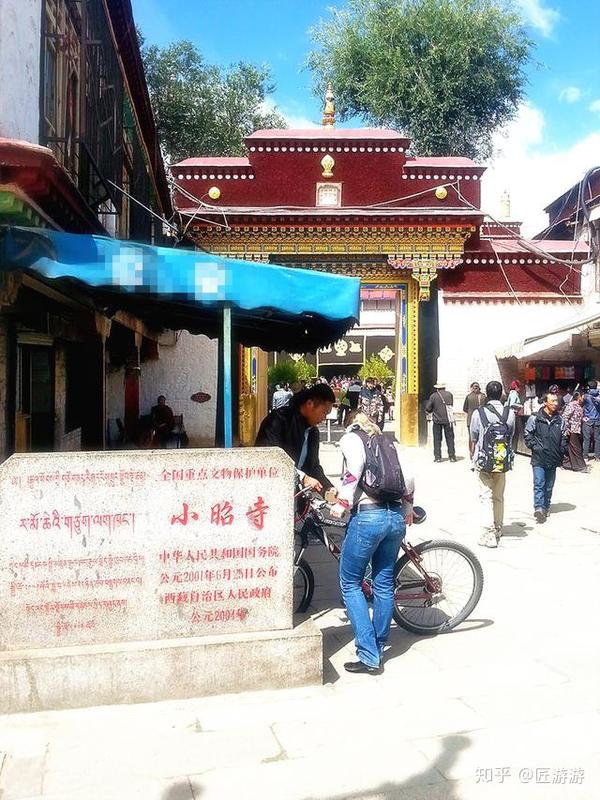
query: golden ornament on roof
[
  {"left": 322, "top": 82, "right": 335, "bottom": 127},
  {"left": 435, "top": 186, "right": 448, "bottom": 201},
  {"left": 321, "top": 154, "right": 335, "bottom": 178},
  {"left": 208, "top": 186, "right": 221, "bottom": 200}
]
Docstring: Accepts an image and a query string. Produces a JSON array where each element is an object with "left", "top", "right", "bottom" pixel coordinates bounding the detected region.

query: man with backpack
[
  {"left": 524, "top": 391, "right": 568, "bottom": 523},
  {"left": 470, "top": 381, "right": 516, "bottom": 548},
  {"left": 330, "top": 413, "right": 415, "bottom": 674}
]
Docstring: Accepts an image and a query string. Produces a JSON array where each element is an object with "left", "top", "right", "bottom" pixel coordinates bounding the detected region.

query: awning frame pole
[{"left": 222, "top": 304, "right": 233, "bottom": 448}]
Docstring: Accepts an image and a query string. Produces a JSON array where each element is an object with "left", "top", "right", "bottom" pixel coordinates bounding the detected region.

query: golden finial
[{"left": 322, "top": 82, "right": 335, "bottom": 127}]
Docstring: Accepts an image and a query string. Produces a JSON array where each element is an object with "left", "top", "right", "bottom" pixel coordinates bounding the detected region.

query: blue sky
[{"left": 132, "top": 0, "right": 600, "bottom": 233}]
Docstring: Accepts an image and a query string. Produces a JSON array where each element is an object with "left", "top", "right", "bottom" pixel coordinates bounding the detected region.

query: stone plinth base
[{"left": 0, "top": 619, "right": 322, "bottom": 714}]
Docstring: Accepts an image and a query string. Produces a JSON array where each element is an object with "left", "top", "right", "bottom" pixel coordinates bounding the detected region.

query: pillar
[{"left": 396, "top": 280, "right": 419, "bottom": 446}]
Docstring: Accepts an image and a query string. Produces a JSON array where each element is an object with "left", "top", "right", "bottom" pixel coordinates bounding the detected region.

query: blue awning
[{"left": 0, "top": 227, "right": 360, "bottom": 352}]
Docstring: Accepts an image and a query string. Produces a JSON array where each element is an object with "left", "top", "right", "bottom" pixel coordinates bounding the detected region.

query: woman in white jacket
[{"left": 330, "top": 413, "right": 415, "bottom": 674}]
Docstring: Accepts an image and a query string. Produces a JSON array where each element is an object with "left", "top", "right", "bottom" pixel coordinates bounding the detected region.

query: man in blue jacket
[
  {"left": 582, "top": 381, "right": 600, "bottom": 460},
  {"left": 524, "top": 391, "right": 568, "bottom": 523}
]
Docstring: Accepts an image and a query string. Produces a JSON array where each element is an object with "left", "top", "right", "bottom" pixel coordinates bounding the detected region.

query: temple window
[{"left": 316, "top": 183, "right": 342, "bottom": 207}]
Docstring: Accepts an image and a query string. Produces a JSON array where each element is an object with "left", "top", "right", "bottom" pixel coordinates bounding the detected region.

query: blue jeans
[
  {"left": 339, "top": 507, "right": 405, "bottom": 668},
  {"left": 532, "top": 466, "right": 557, "bottom": 511},
  {"left": 582, "top": 420, "right": 600, "bottom": 459}
]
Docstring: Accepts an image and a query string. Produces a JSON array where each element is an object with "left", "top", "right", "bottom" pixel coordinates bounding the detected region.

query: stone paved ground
[{"left": 1, "top": 436, "right": 599, "bottom": 800}]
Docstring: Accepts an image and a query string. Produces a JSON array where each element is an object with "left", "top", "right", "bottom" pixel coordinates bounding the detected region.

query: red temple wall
[
  {"left": 173, "top": 152, "right": 482, "bottom": 211},
  {"left": 440, "top": 263, "right": 581, "bottom": 295}
]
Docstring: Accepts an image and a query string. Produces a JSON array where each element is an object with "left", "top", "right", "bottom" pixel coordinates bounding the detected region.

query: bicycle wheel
[
  {"left": 393, "top": 540, "right": 483, "bottom": 634},
  {"left": 294, "top": 557, "right": 314, "bottom": 613}
]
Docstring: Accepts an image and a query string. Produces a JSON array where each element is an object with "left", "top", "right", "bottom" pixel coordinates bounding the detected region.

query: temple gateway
[{"left": 172, "top": 89, "right": 587, "bottom": 446}]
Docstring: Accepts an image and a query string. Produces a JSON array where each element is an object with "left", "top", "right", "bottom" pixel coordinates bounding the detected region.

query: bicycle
[{"left": 293, "top": 491, "right": 484, "bottom": 635}]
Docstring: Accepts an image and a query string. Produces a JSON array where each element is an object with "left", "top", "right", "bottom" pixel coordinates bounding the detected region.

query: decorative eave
[
  {"left": 172, "top": 161, "right": 255, "bottom": 181},
  {"left": 462, "top": 238, "right": 588, "bottom": 267},
  {"left": 441, "top": 292, "right": 583, "bottom": 304},
  {"left": 0, "top": 139, "right": 105, "bottom": 234},
  {"left": 179, "top": 207, "right": 484, "bottom": 224},
  {"left": 402, "top": 162, "right": 486, "bottom": 182}
]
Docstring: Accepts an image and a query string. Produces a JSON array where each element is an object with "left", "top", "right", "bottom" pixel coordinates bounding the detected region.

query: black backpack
[
  {"left": 476, "top": 404, "right": 514, "bottom": 473},
  {"left": 354, "top": 430, "right": 406, "bottom": 502}
]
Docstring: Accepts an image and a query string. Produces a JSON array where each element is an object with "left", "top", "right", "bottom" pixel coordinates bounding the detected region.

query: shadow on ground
[
  {"left": 160, "top": 735, "right": 470, "bottom": 800},
  {"left": 162, "top": 779, "right": 203, "bottom": 799},
  {"left": 549, "top": 502, "right": 576, "bottom": 513},
  {"left": 318, "top": 614, "right": 494, "bottom": 684},
  {"left": 299, "top": 734, "right": 471, "bottom": 800}
]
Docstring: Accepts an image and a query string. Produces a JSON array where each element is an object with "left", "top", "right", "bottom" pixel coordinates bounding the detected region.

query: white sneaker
[{"left": 478, "top": 532, "right": 498, "bottom": 548}]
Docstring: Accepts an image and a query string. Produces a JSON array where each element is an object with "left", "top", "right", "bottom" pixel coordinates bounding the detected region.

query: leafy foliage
[
  {"left": 295, "top": 358, "right": 318, "bottom": 383},
  {"left": 267, "top": 358, "right": 316, "bottom": 388},
  {"left": 141, "top": 39, "right": 287, "bottom": 162},
  {"left": 308, "top": 0, "right": 534, "bottom": 160},
  {"left": 359, "top": 355, "right": 395, "bottom": 386}
]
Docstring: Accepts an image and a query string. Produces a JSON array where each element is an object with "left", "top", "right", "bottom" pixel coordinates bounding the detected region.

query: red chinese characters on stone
[
  {"left": 210, "top": 501, "right": 234, "bottom": 526},
  {"left": 168, "top": 499, "right": 274, "bottom": 529},
  {"left": 246, "top": 496, "right": 269, "bottom": 530},
  {"left": 170, "top": 503, "right": 199, "bottom": 526}
]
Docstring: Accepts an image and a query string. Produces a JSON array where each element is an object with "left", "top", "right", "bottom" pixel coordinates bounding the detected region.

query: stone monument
[{"left": 0, "top": 448, "right": 322, "bottom": 712}]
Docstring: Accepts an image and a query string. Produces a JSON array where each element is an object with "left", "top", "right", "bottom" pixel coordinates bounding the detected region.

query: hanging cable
[
  {"left": 105, "top": 179, "right": 179, "bottom": 234},
  {"left": 488, "top": 238, "right": 522, "bottom": 305}
]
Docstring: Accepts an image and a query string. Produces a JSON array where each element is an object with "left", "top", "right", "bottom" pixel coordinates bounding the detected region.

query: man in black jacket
[
  {"left": 425, "top": 381, "right": 456, "bottom": 463},
  {"left": 255, "top": 384, "right": 335, "bottom": 493},
  {"left": 524, "top": 391, "right": 568, "bottom": 523}
]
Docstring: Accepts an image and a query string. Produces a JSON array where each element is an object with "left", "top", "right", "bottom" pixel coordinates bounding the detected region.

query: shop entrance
[{"left": 16, "top": 344, "right": 55, "bottom": 452}]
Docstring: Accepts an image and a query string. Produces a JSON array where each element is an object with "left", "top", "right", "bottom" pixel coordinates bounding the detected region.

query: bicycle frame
[{"left": 294, "top": 502, "right": 440, "bottom": 604}]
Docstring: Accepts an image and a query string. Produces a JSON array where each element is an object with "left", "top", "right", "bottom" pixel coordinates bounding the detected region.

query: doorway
[{"left": 17, "top": 344, "right": 55, "bottom": 451}]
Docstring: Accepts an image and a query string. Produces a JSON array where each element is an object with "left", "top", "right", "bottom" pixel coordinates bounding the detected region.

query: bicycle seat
[{"left": 413, "top": 506, "right": 427, "bottom": 524}]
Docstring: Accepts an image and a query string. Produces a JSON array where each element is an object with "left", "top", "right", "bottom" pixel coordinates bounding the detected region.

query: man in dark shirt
[
  {"left": 151, "top": 395, "right": 175, "bottom": 448},
  {"left": 255, "top": 383, "right": 335, "bottom": 493},
  {"left": 524, "top": 391, "right": 568, "bottom": 523},
  {"left": 425, "top": 381, "right": 456, "bottom": 463}
]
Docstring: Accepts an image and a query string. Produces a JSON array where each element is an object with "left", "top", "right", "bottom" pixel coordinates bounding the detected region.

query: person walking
[
  {"left": 505, "top": 380, "right": 523, "bottom": 412},
  {"left": 524, "top": 391, "right": 568, "bottom": 523},
  {"left": 272, "top": 384, "right": 291, "bottom": 410},
  {"left": 469, "top": 381, "right": 515, "bottom": 547},
  {"left": 330, "top": 413, "right": 414, "bottom": 674},
  {"left": 337, "top": 384, "right": 351, "bottom": 426},
  {"left": 463, "top": 382, "right": 486, "bottom": 458},
  {"left": 562, "top": 392, "right": 587, "bottom": 472},
  {"left": 359, "top": 377, "right": 385, "bottom": 431},
  {"left": 425, "top": 381, "right": 456, "bottom": 462},
  {"left": 582, "top": 380, "right": 600, "bottom": 461},
  {"left": 346, "top": 379, "right": 362, "bottom": 411}
]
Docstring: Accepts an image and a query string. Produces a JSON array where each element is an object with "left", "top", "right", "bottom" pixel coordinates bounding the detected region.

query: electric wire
[{"left": 106, "top": 179, "right": 179, "bottom": 234}]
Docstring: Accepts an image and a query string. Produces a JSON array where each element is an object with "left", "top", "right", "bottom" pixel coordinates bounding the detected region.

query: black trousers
[{"left": 433, "top": 422, "right": 455, "bottom": 459}]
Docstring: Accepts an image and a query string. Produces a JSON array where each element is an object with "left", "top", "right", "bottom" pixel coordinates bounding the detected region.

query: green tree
[
  {"left": 359, "top": 355, "right": 395, "bottom": 386},
  {"left": 141, "top": 39, "right": 287, "bottom": 162},
  {"left": 308, "top": 0, "right": 533, "bottom": 160},
  {"left": 267, "top": 360, "right": 298, "bottom": 388},
  {"left": 295, "top": 358, "right": 317, "bottom": 384},
  {"left": 267, "top": 358, "right": 317, "bottom": 388}
]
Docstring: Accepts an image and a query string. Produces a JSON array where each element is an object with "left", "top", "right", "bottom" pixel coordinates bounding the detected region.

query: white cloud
[
  {"left": 589, "top": 99, "right": 600, "bottom": 113},
  {"left": 559, "top": 86, "right": 582, "bottom": 103},
  {"left": 515, "top": 0, "right": 560, "bottom": 37},
  {"left": 481, "top": 102, "right": 600, "bottom": 236},
  {"left": 259, "top": 98, "right": 320, "bottom": 129}
]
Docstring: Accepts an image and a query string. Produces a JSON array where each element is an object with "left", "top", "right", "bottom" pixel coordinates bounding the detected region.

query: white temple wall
[
  {"left": 436, "top": 297, "right": 583, "bottom": 407},
  {"left": 139, "top": 331, "right": 217, "bottom": 446},
  {"left": 0, "top": 0, "right": 42, "bottom": 142}
]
